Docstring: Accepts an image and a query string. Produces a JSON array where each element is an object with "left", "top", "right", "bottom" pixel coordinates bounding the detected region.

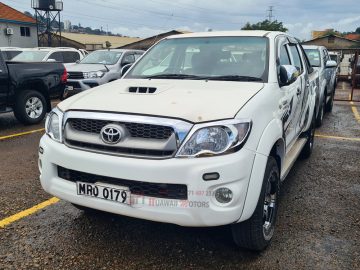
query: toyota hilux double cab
[
  {"left": 39, "top": 31, "right": 316, "bottom": 251},
  {"left": 303, "top": 45, "right": 337, "bottom": 126},
  {"left": 0, "top": 53, "right": 67, "bottom": 124}
]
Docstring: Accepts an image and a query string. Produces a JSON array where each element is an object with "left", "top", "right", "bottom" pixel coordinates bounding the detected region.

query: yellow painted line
[
  {"left": 351, "top": 105, "right": 360, "bottom": 123},
  {"left": 0, "top": 197, "right": 59, "bottom": 229},
  {"left": 315, "top": 134, "right": 360, "bottom": 142},
  {"left": 0, "top": 128, "right": 45, "bottom": 141}
]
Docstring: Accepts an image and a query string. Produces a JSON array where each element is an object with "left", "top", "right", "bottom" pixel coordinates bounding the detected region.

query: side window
[
  {"left": 134, "top": 53, "right": 142, "bottom": 60},
  {"left": 49, "top": 52, "right": 63, "bottom": 62},
  {"left": 62, "top": 52, "right": 80, "bottom": 63},
  {"left": 122, "top": 54, "right": 135, "bottom": 66},
  {"left": 20, "top": 27, "right": 30, "bottom": 37},
  {"left": 289, "top": 44, "right": 303, "bottom": 73},
  {"left": 322, "top": 50, "right": 329, "bottom": 66},
  {"left": 279, "top": 45, "right": 291, "bottom": 65}
]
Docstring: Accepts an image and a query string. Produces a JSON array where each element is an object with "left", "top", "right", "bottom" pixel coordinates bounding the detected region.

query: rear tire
[
  {"left": 231, "top": 156, "right": 280, "bottom": 251},
  {"left": 14, "top": 90, "right": 47, "bottom": 125}
]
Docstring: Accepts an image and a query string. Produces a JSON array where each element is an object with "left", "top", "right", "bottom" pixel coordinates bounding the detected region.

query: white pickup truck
[{"left": 39, "top": 31, "right": 316, "bottom": 251}]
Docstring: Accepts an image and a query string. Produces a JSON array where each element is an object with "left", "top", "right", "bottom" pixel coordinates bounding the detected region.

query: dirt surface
[{"left": 0, "top": 95, "right": 359, "bottom": 269}]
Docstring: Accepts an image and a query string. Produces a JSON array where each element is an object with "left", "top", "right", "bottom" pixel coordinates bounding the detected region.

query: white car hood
[{"left": 58, "top": 79, "right": 264, "bottom": 123}]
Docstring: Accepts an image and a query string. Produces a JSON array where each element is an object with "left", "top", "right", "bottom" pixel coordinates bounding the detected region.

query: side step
[{"left": 280, "top": 138, "right": 307, "bottom": 181}]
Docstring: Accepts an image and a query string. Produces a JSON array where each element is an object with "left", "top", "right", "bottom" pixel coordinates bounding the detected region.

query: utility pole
[{"left": 267, "top": 6, "right": 274, "bottom": 22}]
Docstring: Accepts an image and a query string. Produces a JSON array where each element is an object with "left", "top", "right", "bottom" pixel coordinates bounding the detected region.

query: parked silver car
[
  {"left": 64, "top": 49, "right": 144, "bottom": 97},
  {"left": 303, "top": 45, "right": 337, "bottom": 127}
]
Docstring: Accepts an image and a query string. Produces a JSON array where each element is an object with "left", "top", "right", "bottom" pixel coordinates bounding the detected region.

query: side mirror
[
  {"left": 47, "top": 59, "right": 56, "bottom": 62},
  {"left": 75, "top": 60, "right": 80, "bottom": 64},
  {"left": 121, "top": 63, "right": 132, "bottom": 76},
  {"left": 326, "top": 60, "right": 337, "bottom": 68},
  {"left": 279, "top": 65, "right": 299, "bottom": 86}
]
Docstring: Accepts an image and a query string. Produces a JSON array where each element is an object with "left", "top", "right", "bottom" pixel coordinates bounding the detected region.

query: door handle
[{"left": 296, "top": 88, "right": 302, "bottom": 96}]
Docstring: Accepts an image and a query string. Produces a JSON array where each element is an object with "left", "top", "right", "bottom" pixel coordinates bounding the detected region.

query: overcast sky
[{"left": 3, "top": 0, "right": 360, "bottom": 39}]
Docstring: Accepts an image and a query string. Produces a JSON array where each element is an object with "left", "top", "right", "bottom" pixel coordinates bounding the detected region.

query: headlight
[
  {"left": 176, "top": 119, "right": 251, "bottom": 158},
  {"left": 83, "top": 70, "right": 105, "bottom": 79},
  {"left": 45, "top": 108, "right": 63, "bottom": 143}
]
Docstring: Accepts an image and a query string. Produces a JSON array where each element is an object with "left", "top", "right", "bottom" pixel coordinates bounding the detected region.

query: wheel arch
[
  {"left": 239, "top": 120, "right": 284, "bottom": 222},
  {"left": 17, "top": 80, "right": 51, "bottom": 112}
]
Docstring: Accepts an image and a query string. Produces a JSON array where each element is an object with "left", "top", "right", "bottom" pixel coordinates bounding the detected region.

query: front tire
[
  {"left": 231, "top": 156, "right": 280, "bottom": 251},
  {"left": 14, "top": 90, "right": 47, "bottom": 125}
]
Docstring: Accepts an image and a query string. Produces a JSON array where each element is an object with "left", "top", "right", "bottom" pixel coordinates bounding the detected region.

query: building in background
[
  {"left": 0, "top": 2, "right": 37, "bottom": 47},
  {"left": 302, "top": 34, "right": 360, "bottom": 50},
  {"left": 46, "top": 32, "right": 142, "bottom": 51},
  {"left": 311, "top": 29, "right": 341, "bottom": 39},
  {"left": 118, "top": 30, "right": 191, "bottom": 50},
  {"left": 64, "top": 20, "right": 71, "bottom": 32}
]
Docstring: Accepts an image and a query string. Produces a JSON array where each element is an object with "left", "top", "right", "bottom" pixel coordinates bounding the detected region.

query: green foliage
[
  {"left": 241, "top": 20, "right": 288, "bottom": 32},
  {"left": 356, "top": 27, "right": 360, "bottom": 34},
  {"left": 105, "top": 41, "right": 112, "bottom": 48}
]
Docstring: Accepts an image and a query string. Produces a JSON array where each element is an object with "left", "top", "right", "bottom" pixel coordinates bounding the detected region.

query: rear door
[{"left": 0, "top": 54, "right": 9, "bottom": 110}]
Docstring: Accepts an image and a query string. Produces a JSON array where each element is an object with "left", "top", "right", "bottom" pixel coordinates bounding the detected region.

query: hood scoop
[{"left": 128, "top": 86, "right": 157, "bottom": 94}]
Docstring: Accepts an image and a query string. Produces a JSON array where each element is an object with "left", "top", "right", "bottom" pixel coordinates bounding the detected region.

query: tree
[
  {"left": 105, "top": 41, "right": 112, "bottom": 48},
  {"left": 356, "top": 27, "right": 360, "bottom": 34},
  {"left": 241, "top": 19, "right": 288, "bottom": 32}
]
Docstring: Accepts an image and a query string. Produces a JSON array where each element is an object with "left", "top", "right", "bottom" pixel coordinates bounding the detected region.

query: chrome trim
[
  {"left": 63, "top": 111, "right": 193, "bottom": 146},
  {"left": 176, "top": 119, "right": 252, "bottom": 158}
]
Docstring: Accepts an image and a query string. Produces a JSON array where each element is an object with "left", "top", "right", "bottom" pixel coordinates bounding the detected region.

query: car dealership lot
[{"left": 0, "top": 96, "right": 360, "bottom": 269}]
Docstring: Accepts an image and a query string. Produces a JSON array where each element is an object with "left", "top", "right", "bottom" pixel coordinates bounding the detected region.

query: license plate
[
  {"left": 76, "top": 182, "right": 131, "bottom": 205},
  {"left": 66, "top": 85, "right": 74, "bottom": 91}
]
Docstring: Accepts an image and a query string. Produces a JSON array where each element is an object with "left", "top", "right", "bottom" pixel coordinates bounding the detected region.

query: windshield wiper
[
  {"left": 204, "top": 75, "right": 263, "bottom": 82},
  {"left": 145, "top": 74, "right": 203, "bottom": 80}
]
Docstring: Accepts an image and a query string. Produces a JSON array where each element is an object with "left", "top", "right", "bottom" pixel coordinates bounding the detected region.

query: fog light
[{"left": 215, "top": 188, "right": 233, "bottom": 204}]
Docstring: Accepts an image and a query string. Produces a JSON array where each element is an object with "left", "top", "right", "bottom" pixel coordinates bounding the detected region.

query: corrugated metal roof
[
  {"left": 60, "top": 32, "right": 142, "bottom": 48},
  {"left": 0, "top": 2, "right": 36, "bottom": 25}
]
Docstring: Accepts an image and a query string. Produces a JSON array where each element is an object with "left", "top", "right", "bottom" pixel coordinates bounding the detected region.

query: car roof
[
  {"left": 166, "top": 30, "right": 289, "bottom": 39},
  {"left": 93, "top": 49, "right": 144, "bottom": 53},
  {"left": 0, "top": 47, "right": 22, "bottom": 50},
  {"left": 21, "top": 47, "right": 81, "bottom": 52}
]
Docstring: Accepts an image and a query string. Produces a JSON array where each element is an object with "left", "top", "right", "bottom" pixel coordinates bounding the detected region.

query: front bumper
[{"left": 39, "top": 135, "right": 257, "bottom": 227}]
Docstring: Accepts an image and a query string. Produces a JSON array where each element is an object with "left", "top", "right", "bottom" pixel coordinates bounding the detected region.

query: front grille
[
  {"left": 68, "top": 72, "right": 84, "bottom": 79},
  {"left": 69, "top": 118, "right": 173, "bottom": 140},
  {"left": 58, "top": 166, "right": 188, "bottom": 200},
  {"left": 67, "top": 140, "right": 175, "bottom": 157}
]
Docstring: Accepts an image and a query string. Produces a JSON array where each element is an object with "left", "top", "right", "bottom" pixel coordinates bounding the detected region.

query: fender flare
[{"left": 239, "top": 119, "right": 285, "bottom": 222}]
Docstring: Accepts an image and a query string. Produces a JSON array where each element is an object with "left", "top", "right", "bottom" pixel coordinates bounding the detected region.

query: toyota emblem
[{"left": 100, "top": 125, "right": 122, "bottom": 144}]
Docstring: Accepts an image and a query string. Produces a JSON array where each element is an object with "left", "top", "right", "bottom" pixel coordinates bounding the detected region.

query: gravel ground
[{"left": 0, "top": 98, "right": 359, "bottom": 270}]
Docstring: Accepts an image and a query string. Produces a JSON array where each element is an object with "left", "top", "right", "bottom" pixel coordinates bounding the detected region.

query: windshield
[
  {"left": 12, "top": 51, "right": 49, "bottom": 62},
  {"left": 80, "top": 51, "right": 122, "bottom": 65},
  {"left": 304, "top": 49, "right": 321, "bottom": 67},
  {"left": 125, "top": 37, "right": 268, "bottom": 82}
]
